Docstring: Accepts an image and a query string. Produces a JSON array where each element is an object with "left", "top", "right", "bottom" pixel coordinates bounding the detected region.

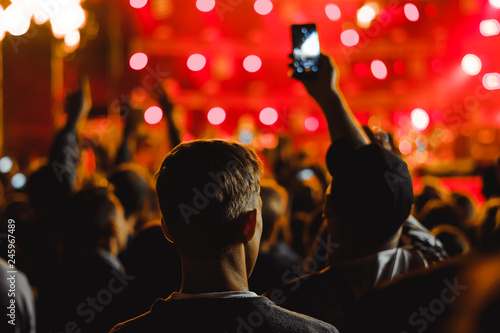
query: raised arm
[
  {"left": 293, "top": 54, "right": 369, "bottom": 145},
  {"left": 154, "top": 86, "right": 181, "bottom": 149}
]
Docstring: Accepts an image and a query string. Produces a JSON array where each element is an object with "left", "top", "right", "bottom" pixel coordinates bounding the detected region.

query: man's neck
[{"left": 179, "top": 246, "right": 250, "bottom": 294}]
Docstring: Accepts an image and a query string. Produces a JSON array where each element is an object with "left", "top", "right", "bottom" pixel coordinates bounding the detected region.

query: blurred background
[{"left": 0, "top": 0, "right": 499, "bottom": 205}]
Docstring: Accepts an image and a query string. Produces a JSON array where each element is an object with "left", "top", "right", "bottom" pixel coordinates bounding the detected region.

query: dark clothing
[
  {"left": 47, "top": 249, "right": 133, "bottom": 333},
  {"left": 110, "top": 296, "right": 339, "bottom": 332},
  {"left": 120, "top": 222, "right": 182, "bottom": 319},
  {"left": 249, "top": 242, "right": 302, "bottom": 294}
]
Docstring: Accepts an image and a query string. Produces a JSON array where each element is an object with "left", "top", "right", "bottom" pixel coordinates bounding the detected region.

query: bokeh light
[
  {"left": 480, "top": 19, "right": 500, "bottom": 37},
  {"left": 11, "top": 173, "right": 26, "bottom": 189},
  {"left": 404, "top": 3, "right": 419, "bottom": 22},
  {"left": 411, "top": 108, "right": 430, "bottom": 130},
  {"left": 130, "top": 0, "right": 148, "bottom": 9},
  {"left": 196, "top": 0, "right": 215, "bottom": 12},
  {"left": 357, "top": 4, "right": 377, "bottom": 27},
  {"left": 3, "top": 4, "right": 31, "bottom": 36},
  {"left": 325, "top": 4, "right": 341, "bottom": 21},
  {"left": 483, "top": 73, "right": 500, "bottom": 90},
  {"left": 490, "top": 0, "right": 500, "bottom": 9},
  {"left": 129, "top": 53, "right": 148, "bottom": 70},
  {"left": 304, "top": 117, "right": 319, "bottom": 132},
  {"left": 0, "top": 157, "right": 13, "bottom": 173},
  {"left": 243, "top": 55, "right": 262, "bottom": 73},
  {"left": 207, "top": 107, "right": 226, "bottom": 125},
  {"left": 354, "top": 63, "right": 369, "bottom": 76},
  {"left": 187, "top": 54, "right": 207, "bottom": 71},
  {"left": 340, "top": 29, "right": 360, "bottom": 47},
  {"left": 399, "top": 140, "right": 412, "bottom": 155},
  {"left": 461, "top": 54, "right": 482, "bottom": 76},
  {"left": 259, "top": 107, "right": 278, "bottom": 125},
  {"left": 371, "top": 60, "right": 388, "bottom": 80},
  {"left": 144, "top": 106, "right": 163, "bottom": 125},
  {"left": 393, "top": 60, "right": 406, "bottom": 75},
  {"left": 64, "top": 30, "right": 80, "bottom": 48},
  {"left": 254, "top": 0, "right": 273, "bottom": 15}
]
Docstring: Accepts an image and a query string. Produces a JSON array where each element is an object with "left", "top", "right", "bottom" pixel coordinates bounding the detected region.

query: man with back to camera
[
  {"left": 109, "top": 139, "right": 339, "bottom": 332},
  {"left": 265, "top": 52, "right": 446, "bottom": 329}
]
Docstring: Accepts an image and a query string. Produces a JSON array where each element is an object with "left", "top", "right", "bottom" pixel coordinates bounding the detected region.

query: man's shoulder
[{"left": 109, "top": 296, "right": 338, "bottom": 332}]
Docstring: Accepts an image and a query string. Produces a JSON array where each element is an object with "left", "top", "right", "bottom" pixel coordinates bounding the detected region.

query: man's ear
[
  {"left": 241, "top": 209, "right": 258, "bottom": 243},
  {"left": 161, "top": 217, "right": 174, "bottom": 244}
]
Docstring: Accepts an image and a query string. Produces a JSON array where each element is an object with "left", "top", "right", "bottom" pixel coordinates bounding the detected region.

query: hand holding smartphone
[{"left": 291, "top": 23, "right": 320, "bottom": 78}]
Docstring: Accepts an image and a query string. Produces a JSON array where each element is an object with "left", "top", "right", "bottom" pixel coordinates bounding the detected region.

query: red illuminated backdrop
[{"left": 1, "top": 0, "right": 500, "bottom": 188}]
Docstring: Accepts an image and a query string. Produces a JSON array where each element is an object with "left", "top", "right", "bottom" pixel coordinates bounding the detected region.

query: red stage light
[
  {"left": 144, "top": 106, "right": 163, "bottom": 125},
  {"left": 259, "top": 108, "right": 278, "bottom": 125},
  {"left": 354, "top": 63, "right": 369, "bottom": 76},
  {"left": 325, "top": 4, "right": 341, "bottom": 21},
  {"left": 393, "top": 60, "right": 406, "bottom": 75},
  {"left": 340, "top": 29, "right": 360, "bottom": 47},
  {"left": 411, "top": 108, "right": 429, "bottom": 130},
  {"left": 130, "top": 0, "right": 148, "bottom": 9},
  {"left": 207, "top": 107, "right": 226, "bottom": 125},
  {"left": 404, "top": 3, "right": 419, "bottom": 22},
  {"left": 187, "top": 54, "right": 207, "bottom": 71},
  {"left": 304, "top": 117, "right": 319, "bottom": 132},
  {"left": 461, "top": 54, "right": 482, "bottom": 76},
  {"left": 483, "top": 73, "right": 500, "bottom": 90},
  {"left": 371, "top": 60, "right": 387, "bottom": 80},
  {"left": 243, "top": 55, "right": 262, "bottom": 73},
  {"left": 196, "top": 0, "right": 215, "bottom": 12},
  {"left": 489, "top": 0, "right": 500, "bottom": 9},
  {"left": 254, "top": 0, "right": 273, "bottom": 15},
  {"left": 129, "top": 53, "right": 148, "bottom": 71},
  {"left": 480, "top": 19, "right": 500, "bottom": 37}
]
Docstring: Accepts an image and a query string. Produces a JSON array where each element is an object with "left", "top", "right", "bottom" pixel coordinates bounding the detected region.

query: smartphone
[{"left": 291, "top": 23, "right": 320, "bottom": 77}]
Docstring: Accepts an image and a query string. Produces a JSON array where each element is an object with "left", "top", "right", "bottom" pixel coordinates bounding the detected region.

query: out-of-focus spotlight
[
  {"left": 411, "top": 108, "right": 430, "bottom": 130},
  {"left": 11, "top": 173, "right": 27, "bottom": 189},
  {"left": 259, "top": 107, "right": 278, "bottom": 125},
  {"left": 480, "top": 19, "right": 500, "bottom": 36},
  {"left": 130, "top": 0, "right": 148, "bottom": 9},
  {"left": 399, "top": 140, "right": 412, "bottom": 155},
  {"left": 393, "top": 60, "right": 406, "bottom": 75},
  {"left": 0, "top": 157, "right": 13, "bottom": 173},
  {"left": 404, "top": 3, "right": 419, "bottom": 22},
  {"left": 144, "top": 106, "right": 163, "bottom": 125},
  {"left": 297, "top": 169, "right": 314, "bottom": 181},
  {"left": 64, "top": 30, "right": 80, "bottom": 48},
  {"left": 196, "top": 0, "right": 215, "bottom": 12},
  {"left": 243, "top": 55, "right": 262, "bottom": 73},
  {"left": 254, "top": 0, "right": 273, "bottom": 15},
  {"left": 483, "top": 73, "right": 500, "bottom": 90},
  {"left": 304, "top": 117, "right": 319, "bottom": 132},
  {"left": 239, "top": 130, "right": 254, "bottom": 145},
  {"left": 489, "top": 0, "right": 500, "bottom": 9},
  {"left": 461, "top": 54, "right": 482, "bottom": 76},
  {"left": 3, "top": 4, "right": 30, "bottom": 36},
  {"left": 187, "top": 54, "right": 207, "bottom": 71},
  {"left": 340, "top": 29, "right": 360, "bottom": 47},
  {"left": 129, "top": 53, "right": 148, "bottom": 70},
  {"left": 357, "top": 3, "right": 378, "bottom": 27},
  {"left": 207, "top": 107, "right": 226, "bottom": 125},
  {"left": 325, "top": 4, "right": 341, "bottom": 21},
  {"left": 371, "top": 60, "right": 388, "bottom": 80}
]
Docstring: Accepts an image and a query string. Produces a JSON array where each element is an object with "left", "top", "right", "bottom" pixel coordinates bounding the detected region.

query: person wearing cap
[{"left": 265, "top": 54, "right": 444, "bottom": 328}]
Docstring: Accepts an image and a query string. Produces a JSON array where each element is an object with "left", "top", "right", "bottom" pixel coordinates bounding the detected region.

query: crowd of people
[{"left": 1, "top": 52, "right": 500, "bottom": 333}]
